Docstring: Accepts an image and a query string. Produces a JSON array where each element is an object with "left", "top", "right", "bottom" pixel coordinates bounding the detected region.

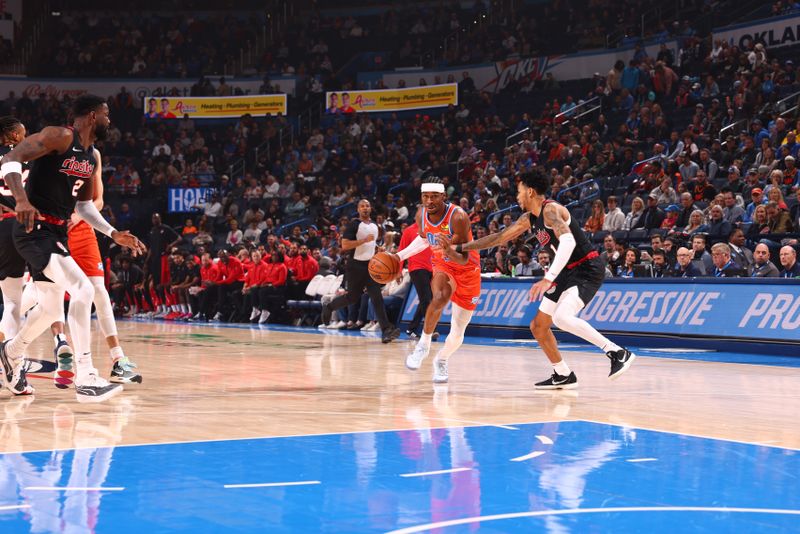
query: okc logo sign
[{"left": 482, "top": 56, "right": 556, "bottom": 93}]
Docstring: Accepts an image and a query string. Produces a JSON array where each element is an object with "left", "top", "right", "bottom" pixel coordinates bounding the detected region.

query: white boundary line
[
  {"left": 0, "top": 504, "right": 29, "bottom": 511},
  {"left": 536, "top": 435, "right": 554, "bottom": 445},
  {"left": 385, "top": 506, "right": 800, "bottom": 533},
  {"left": 399, "top": 467, "right": 471, "bottom": 478},
  {"left": 627, "top": 458, "right": 658, "bottom": 463},
  {"left": 223, "top": 481, "right": 320, "bottom": 489},
  {"left": 510, "top": 451, "right": 546, "bottom": 462}
]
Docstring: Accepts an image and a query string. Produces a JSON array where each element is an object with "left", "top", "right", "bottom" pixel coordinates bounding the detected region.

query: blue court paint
[
  {"left": 122, "top": 318, "right": 800, "bottom": 368},
  {"left": 1, "top": 421, "right": 798, "bottom": 533}
]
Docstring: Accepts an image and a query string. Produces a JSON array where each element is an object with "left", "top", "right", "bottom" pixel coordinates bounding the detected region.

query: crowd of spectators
[{"left": 31, "top": 11, "right": 264, "bottom": 78}]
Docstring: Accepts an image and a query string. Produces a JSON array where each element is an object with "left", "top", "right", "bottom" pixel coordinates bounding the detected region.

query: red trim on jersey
[
  {"left": 1, "top": 212, "right": 15, "bottom": 220},
  {"left": 567, "top": 250, "right": 599, "bottom": 270},
  {"left": 38, "top": 214, "right": 66, "bottom": 226}
]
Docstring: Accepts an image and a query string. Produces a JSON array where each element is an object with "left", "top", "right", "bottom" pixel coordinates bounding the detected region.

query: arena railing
[
  {"left": 556, "top": 179, "right": 600, "bottom": 209},
  {"left": 505, "top": 127, "right": 531, "bottom": 148},
  {"left": 718, "top": 119, "right": 749, "bottom": 142},
  {"left": 486, "top": 204, "right": 522, "bottom": 226},
  {"left": 554, "top": 97, "right": 601, "bottom": 128},
  {"left": 776, "top": 90, "right": 800, "bottom": 119}
]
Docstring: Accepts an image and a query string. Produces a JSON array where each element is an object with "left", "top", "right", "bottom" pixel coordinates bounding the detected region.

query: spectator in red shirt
[
  {"left": 258, "top": 251, "right": 288, "bottom": 323},
  {"left": 213, "top": 250, "right": 246, "bottom": 322},
  {"left": 398, "top": 222, "right": 434, "bottom": 338},
  {"left": 287, "top": 244, "right": 319, "bottom": 299},
  {"left": 193, "top": 253, "right": 222, "bottom": 321},
  {"left": 242, "top": 250, "right": 269, "bottom": 323}
]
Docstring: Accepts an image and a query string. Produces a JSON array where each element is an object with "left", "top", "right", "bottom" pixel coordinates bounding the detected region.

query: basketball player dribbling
[
  {"left": 443, "top": 171, "right": 636, "bottom": 389},
  {"left": 396, "top": 179, "right": 481, "bottom": 383},
  {"left": 0, "top": 95, "right": 145, "bottom": 401}
]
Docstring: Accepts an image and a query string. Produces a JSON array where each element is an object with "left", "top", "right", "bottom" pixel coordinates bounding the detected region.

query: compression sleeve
[
  {"left": 75, "top": 200, "right": 116, "bottom": 237},
  {"left": 544, "top": 233, "right": 575, "bottom": 283},
  {"left": 397, "top": 234, "right": 430, "bottom": 261}
]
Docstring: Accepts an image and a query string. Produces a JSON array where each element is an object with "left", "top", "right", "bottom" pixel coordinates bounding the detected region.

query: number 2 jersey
[
  {"left": 421, "top": 203, "right": 482, "bottom": 310},
  {"left": 26, "top": 127, "right": 96, "bottom": 221}
]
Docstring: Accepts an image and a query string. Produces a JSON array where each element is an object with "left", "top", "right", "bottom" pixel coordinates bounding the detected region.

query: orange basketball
[{"left": 369, "top": 252, "right": 402, "bottom": 284}]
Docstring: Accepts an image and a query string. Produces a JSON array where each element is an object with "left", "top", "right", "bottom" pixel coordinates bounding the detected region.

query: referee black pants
[
  {"left": 407, "top": 269, "right": 432, "bottom": 334},
  {"left": 328, "top": 259, "right": 391, "bottom": 332}
]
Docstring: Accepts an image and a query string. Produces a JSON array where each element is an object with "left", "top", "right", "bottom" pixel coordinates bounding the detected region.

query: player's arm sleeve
[
  {"left": 75, "top": 200, "right": 116, "bottom": 237},
  {"left": 397, "top": 235, "right": 430, "bottom": 260}
]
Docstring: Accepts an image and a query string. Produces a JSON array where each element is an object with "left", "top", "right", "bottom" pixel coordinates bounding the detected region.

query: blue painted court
[{"left": 1, "top": 420, "right": 798, "bottom": 533}]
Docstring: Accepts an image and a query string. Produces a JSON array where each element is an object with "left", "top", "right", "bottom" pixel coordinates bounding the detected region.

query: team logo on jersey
[
  {"left": 535, "top": 228, "right": 551, "bottom": 247},
  {"left": 97, "top": 262, "right": 104, "bottom": 272},
  {"left": 441, "top": 224, "right": 450, "bottom": 233},
  {"left": 59, "top": 156, "right": 94, "bottom": 178},
  {"left": 471, "top": 296, "right": 480, "bottom": 304}
]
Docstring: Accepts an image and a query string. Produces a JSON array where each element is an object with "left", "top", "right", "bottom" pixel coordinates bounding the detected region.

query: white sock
[
  {"left": 419, "top": 332, "right": 432, "bottom": 347},
  {"left": 110, "top": 345, "right": 125, "bottom": 362},
  {"left": 554, "top": 360, "right": 571, "bottom": 376},
  {"left": 602, "top": 342, "right": 622, "bottom": 353},
  {"left": 54, "top": 333, "right": 67, "bottom": 347},
  {"left": 181, "top": 304, "right": 188, "bottom": 313}
]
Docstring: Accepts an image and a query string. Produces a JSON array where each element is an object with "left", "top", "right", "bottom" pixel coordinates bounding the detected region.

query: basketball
[{"left": 368, "top": 252, "right": 401, "bottom": 284}]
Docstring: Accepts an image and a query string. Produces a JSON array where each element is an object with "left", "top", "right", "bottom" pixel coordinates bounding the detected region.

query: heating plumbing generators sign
[{"left": 401, "top": 278, "right": 800, "bottom": 343}]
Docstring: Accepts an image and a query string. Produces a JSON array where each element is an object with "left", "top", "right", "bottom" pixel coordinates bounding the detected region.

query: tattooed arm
[
  {"left": 1, "top": 126, "right": 73, "bottom": 231},
  {"left": 542, "top": 202, "right": 571, "bottom": 238},
  {"left": 530, "top": 203, "right": 577, "bottom": 301},
  {"left": 457, "top": 213, "right": 532, "bottom": 252}
]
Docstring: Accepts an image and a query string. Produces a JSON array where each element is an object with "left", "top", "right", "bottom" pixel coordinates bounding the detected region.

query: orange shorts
[
  {"left": 67, "top": 221, "right": 104, "bottom": 277},
  {"left": 433, "top": 263, "right": 482, "bottom": 311}
]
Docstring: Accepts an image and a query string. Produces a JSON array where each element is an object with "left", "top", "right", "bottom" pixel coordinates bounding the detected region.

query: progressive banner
[
  {"left": 401, "top": 277, "right": 800, "bottom": 343},
  {"left": 325, "top": 83, "right": 457, "bottom": 114},
  {"left": 143, "top": 94, "right": 287, "bottom": 119}
]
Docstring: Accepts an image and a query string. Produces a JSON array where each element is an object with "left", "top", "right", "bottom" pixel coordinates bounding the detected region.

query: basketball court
[{"left": 0, "top": 320, "right": 797, "bottom": 532}]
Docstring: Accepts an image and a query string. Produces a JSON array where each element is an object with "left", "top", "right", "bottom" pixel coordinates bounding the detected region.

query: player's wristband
[
  {"left": 0, "top": 161, "right": 22, "bottom": 178},
  {"left": 455, "top": 244, "right": 463, "bottom": 254}
]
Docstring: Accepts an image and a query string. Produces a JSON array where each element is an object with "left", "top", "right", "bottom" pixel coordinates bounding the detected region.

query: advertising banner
[
  {"left": 713, "top": 14, "right": 800, "bottom": 50},
  {"left": 325, "top": 83, "right": 458, "bottom": 114},
  {"left": 168, "top": 188, "right": 216, "bottom": 213},
  {"left": 143, "top": 94, "right": 286, "bottom": 119},
  {"left": 401, "top": 278, "right": 800, "bottom": 343},
  {"left": 0, "top": 76, "right": 297, "bottom": 102}
]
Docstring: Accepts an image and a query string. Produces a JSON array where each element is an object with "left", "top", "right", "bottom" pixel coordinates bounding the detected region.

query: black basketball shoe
[
  {"left": 381, "top": 327, "right": 401, "bottom": 344},
  {"left": 534, "top": 371, "right": 578, "bottom": 390},
  {"left": 607, "top": 348, "right": 636, "bottom": 380},
  {"left": 321, "top": 303, "right": 332, "bottom": 326}
]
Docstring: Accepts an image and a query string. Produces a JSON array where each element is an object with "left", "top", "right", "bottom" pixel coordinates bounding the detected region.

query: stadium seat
[
  {"left": 592, "top": 230, "right": 609, "bottom": 243},
  {"left": 628, "top": 229, "right": 648, "bottom": 240},
  {"left": 612, "top": 230, "right": 629, "bottom": 242}
]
